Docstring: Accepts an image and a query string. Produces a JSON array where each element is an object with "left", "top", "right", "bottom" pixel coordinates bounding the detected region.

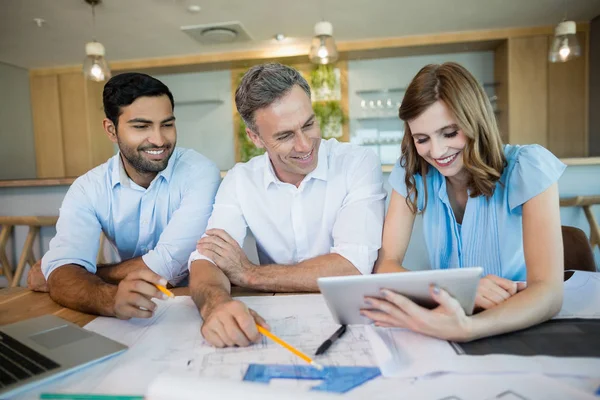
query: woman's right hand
[{"left": 475, "top": 275, "right": 527, "bottom": 311}]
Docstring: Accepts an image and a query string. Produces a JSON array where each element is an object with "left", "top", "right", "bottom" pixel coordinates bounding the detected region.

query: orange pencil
[
  {"left": 155, "top": 284, "right": 174, "bottom": 299},
  {"left": 256, "top": 324, "right": 324, "bottom": 370}
]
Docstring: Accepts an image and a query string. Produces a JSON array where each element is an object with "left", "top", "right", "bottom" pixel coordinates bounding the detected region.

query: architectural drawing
[{"left": 17, "top": 295, "right": 597, "bottom": 400}]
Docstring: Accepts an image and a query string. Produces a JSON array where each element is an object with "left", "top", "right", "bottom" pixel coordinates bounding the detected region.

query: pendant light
[
  {"left": 82, "top": 0, "right": 111, "bottom": 82},
  {"left": 309, "top": 21, "right": 339, "bottom": 65},
  {"left": 549, "top": 20, "right": 581, "bottom": 63}
]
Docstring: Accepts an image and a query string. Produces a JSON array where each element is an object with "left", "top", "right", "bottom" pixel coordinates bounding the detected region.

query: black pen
[{"left": 315, "top": 325, "right": 347, "bottom": 356}]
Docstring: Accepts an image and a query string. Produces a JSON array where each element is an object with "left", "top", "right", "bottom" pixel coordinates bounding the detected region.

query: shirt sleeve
[
  {"left": 41, "top": 178, "right": 102, "bottom": 280},
  {"left": 388, "top": 159, "right": 425, "bottom": 211},
  {"left": 389, "top": 159, "right": 408, "bottom": 197},
  {"left": 507, "top": 144, "right": 566, "bottom": 211},
  {"left": 143, "top": 162, "right": 221, "bottom": 284},
  {"left": 330, "top": 149, "right": 386, "bottom": 274},
  {"left": 187, "top": 167, "right": 249, "bottom": 270}
]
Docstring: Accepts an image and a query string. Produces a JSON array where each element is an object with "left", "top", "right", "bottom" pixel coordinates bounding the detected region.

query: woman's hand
[
  {"left": 361, "top": 286, "right": 474, "bottom": 342},
  {"left": 475, "top": 275, "right": 527, "bottom": 311}
]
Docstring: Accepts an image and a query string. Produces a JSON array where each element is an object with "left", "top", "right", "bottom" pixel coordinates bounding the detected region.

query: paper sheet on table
[
  {"left": 16, "top": 295, "right": 382, "bottom": 399},
  {"left": 388, "top": 373, "right": 599, "bottom": 400},
  {"left": 555, "top": 270, "right": 600, "bottom": 319},
  {"left": 365, "top": 325, "right": 600, "bottom": 378},
  {"left": 145, "top": 372, "right": 597, "bottom": 400},
  {"left": 366, "top": 271, "right": 600, "bottom": 378},
  {"left": 146, "top": 373, "right": 337, "bottom": 400}
]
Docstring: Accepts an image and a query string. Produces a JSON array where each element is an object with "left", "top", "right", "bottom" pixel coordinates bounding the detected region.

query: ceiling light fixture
[
  {"left": 187, "top": 5, "right": 201, "bottom": 13},
  {"left": 274, "top": 33, "right": 285, "bottom": 42},
  {"left": 82, "top": 0, "right": 111, "bottom": 82},
  {"left": 33, "top": 18, "right": 45, "bottom": 28},
  {"left": 308, "top": 21, "right": 338, "bottom": 65},
  {"left": 549, "top": 20, "right": 581, "bottom": 63}
]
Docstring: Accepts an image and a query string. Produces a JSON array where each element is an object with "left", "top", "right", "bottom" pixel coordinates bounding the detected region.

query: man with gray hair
[{"left": 188, "top": 63, "right": 386, "bottom": 348}]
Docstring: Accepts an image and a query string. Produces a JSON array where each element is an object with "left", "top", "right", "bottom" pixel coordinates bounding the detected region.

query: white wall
[
  {"left": 0, "top": 62, "right": 36, "bottom": 179},
  {"left": 155, "top": 70, "right": 235, "bottom": 170}
]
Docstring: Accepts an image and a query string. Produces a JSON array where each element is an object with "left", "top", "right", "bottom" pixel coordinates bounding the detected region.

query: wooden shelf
[
  {"left": 175, "top": 99, "right": 224, "bottom": 106},
  {"left": 355, "top": 116, "right": 400, "bottom": 121},
  {"left": 356, "top": 88, "right": 406, "bottom": 95},
  {"left": 360, "top": 140, "right": 402, "bottom": 146},
  {"left": 0, "top": 158, "right": 597, "bottom": 189},
  {"left": 0, "top": 178, "right": 76, "bottom": 188},
  {"left": 0, "top": 171, "right": 230, "bottom": 188},
  {"left": 561, "top": 157, "right": 600, "bottom": 166}
]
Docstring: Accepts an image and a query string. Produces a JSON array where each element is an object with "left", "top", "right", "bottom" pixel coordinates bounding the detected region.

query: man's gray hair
[{"left": 235, "top": 63, "right": 311, "bottom": 133}]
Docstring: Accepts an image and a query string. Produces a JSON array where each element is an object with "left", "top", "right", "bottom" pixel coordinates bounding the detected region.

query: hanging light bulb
[
  {"left": 83, "top": 41, "right": 111, "bottom": 81},
  {"left": 82, "top": 0, "right": 111, "bottom": 81},
  {"left": 309, "top": 21, "right": 338, "bottom": 65},
  {"left": 549, "top": 20, "right": 581, "bottom": 63}
]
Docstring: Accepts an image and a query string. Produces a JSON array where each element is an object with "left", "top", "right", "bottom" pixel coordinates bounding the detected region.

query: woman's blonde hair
[{"left": 399, "top": 62, "right": 506, "bottom": 213}]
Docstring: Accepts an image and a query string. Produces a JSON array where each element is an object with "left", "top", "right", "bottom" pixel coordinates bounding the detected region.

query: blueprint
[
  {"left": 15, "top": 295, "right": 381, "bottom": 399},
  {"left": 13, "top": 294, "right": 600, "bottom": 400}
]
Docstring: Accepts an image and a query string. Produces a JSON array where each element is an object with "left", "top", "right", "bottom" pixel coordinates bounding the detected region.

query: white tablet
[{"left": 317, "top": 267, "right": 483, "bottom": 325}]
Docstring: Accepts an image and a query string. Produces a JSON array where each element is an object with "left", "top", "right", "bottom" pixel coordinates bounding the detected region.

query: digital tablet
[{"left": 317, "top": 267, "right": 483, "bottom": 325}]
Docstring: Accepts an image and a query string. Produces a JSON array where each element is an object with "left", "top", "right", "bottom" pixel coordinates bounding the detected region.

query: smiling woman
[{"left": 368, "top": 62, "right": 566, "bottom": 343}]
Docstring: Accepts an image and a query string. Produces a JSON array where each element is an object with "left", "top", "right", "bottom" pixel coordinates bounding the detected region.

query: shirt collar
[
  {"left": 307, "top": 141, "right": 328, "bottom": 182},
  {"left": 111, "top": 154, "right": 127, "bottom": 188},
  {"left": 157, "top": 151, "right": 176, "bottom": 183},
  {"left": 263, "top": 153, "right": 278, "bottom": 189},
  {"left": 262, "top": 139, "right": 329, "bottom": 189},
  {"left": 111, "top": 150, "right": 176, "bottom": 189}
]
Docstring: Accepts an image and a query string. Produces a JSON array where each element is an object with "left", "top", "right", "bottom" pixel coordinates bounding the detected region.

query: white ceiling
[{"left": 1, "top": 0, "right": 599, "bottom": 69}]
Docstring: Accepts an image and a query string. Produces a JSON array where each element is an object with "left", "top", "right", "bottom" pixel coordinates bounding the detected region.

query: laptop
[{"left": 0, "top": 315, "right": 127, "bottom": 398}]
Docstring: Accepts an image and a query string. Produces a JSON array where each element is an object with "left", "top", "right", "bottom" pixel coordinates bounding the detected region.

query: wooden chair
[
  {"left": 560, "top": 195, "right": 600, "bottom": 251},
  {"left": 562, "top": 225, "right": 597, "bottom": 272},
  {"left": 0, "top": 216, "right": 58, "bottom": 287}
]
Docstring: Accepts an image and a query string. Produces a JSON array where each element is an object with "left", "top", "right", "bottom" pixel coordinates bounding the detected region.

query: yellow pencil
[
  {"left": 256, "top": 324, "right": 324, "bottom": 370},
  {"left": 155, "top": 284, "right": 174, "bottom": 298}
]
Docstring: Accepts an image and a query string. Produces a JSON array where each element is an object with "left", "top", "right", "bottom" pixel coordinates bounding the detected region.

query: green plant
[
  {"left": 310, "top": 64, "right": 337, "bottom": 91},
  {"left": 310, "top": 64, "right": 346, "bottom": 138},
  {"left": 313, "top": 100, "right": 346, "bottom": 138},
  {"left": 237, "top": 115, "right": 265, "bottom": 162}
]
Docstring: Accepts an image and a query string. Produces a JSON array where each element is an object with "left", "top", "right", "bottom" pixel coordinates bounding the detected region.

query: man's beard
[{"left": 118, "top": 139, "right": 175, "bottom": 174}]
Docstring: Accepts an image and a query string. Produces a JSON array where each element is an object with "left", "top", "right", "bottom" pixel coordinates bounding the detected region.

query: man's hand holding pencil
[
  {"left": 113, "top": 269, "right": 171, "bottom": 320},
  {"left": 200, "top": 298, "right": 269, "bottom": 348}
]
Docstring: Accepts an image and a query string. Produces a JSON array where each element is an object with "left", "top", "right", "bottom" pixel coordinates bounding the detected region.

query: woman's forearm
[
  {"left": 374, "top": 259, "right": 411, "bottom": 274},
  {"left": 467, "top": 280, "right": 563, "bottom": 341}
]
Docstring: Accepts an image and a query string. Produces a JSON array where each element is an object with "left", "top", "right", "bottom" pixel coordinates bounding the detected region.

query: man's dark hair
[{"left": 102, "top": 72, "right": 174, "bottom": 128}]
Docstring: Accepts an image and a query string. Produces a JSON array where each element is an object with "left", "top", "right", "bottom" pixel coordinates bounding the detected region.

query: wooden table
[{"left": 0, "top": 286, "right": 276, "bottom": 327}]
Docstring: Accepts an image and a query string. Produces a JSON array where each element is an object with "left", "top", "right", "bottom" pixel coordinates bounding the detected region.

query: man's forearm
[
  {"left": 190, "top": 260, "right": 233, "bottom": 318},
  {"left": 96, "top": 257, "right": 149, "bottom": 285},
  {"left": 245, "top": 253, "right": 359, "bottom": 292},
  {"left": 47, "top": 265, "right": 117, "bottom": 317}
]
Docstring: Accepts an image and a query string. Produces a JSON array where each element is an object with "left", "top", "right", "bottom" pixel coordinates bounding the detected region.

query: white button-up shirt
[{"left": 188, "top": 139, "right": 386, "bottom": 274}]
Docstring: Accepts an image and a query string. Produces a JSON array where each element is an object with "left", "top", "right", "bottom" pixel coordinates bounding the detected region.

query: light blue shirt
[
  {"left": 42, "top": 148, "right": 221, "bottom": 284},
  {"left": 389, "top": 144, "right": 566, "bottom": 281}
]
